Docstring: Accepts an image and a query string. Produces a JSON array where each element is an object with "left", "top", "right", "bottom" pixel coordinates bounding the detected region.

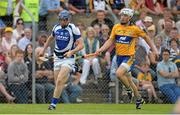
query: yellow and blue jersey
[
  {"left": 110, "top": 24, "right": 147, "bottom": 71},
  {"left": 110, "top": 24, "right": 147, "bottom": 56}
]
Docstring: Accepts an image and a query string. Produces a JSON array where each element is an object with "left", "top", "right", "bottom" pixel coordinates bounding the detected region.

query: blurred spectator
[
  {"left": 0, "top": 0, "right": 18, "bottom": 26},
  {"left": 145, "top": 0, "right": 166, "bottom": 15},
  {"left": 80, "top": 27, "right": 101, "bottom": 85},
  {"left": 143, "top": 16, "right": 154, "bottom": 31},
  {"left": 153, "top": 0, "right": 164, "bottom": 15},
  {"left": 68, "top": 0, "right": 86, "bottom": 14},
  {"left": 21, "top": 0, "right": 39, "bottom": 30},
  {"left": 91, "top": 10, "right": 114, "bottom": 30},
  {"left": 93, "top": 24, "right": 101, "bottom": 38},
  {"left": 39, "top": 0, "right": 63, "bottom": 31},
  {"left": 172, "top": 0, "right": 180, "bottom": 22},
  {"left": 0, "top": 82, "right": 15, "bottom": 103},
  {"left": 76, "top": 22, "right": 86, "bottom": 39},
  {"left": 61, "top": 65, "right": 82, "bottom": 103},
  {"left": 167, "top": 0, "right": 177, "bottom": 9},
  {"left": 0, "top": 49, "right": 15, "bottom": 103},
  {"left": 156, "top": 49, "right": 180, "bottom": 103},
  {"left": 136, "top": 15, "right": 154, "bottom": 33},
  {"left": 135, "top": 10, "right": 147, "bottom": 28},
  {"left": 35, "top": 47, "right": 54, "bottom": 103},
  {"left": 89, "top": 0, "right": 106, "bottom": 13},
  {"left": 1, "top": 27, "right": 17, "bottom": 53},
  {"left": 133, "top": 41, "right": 150, "bottom": 76},
  {"left": 12, "top": 18, "right": 24, "bottom": 42},
  {"left": 18, "top": 28, "right": 32, "bottom": 51},
  {"left": 128, "top": 0, "right": 158, "bottom": 15},
  {"left": 99, "top": 24, "right": 113, "bottom": 69},
  {"left": 154, "top": 36, "right": 165, "bottom": 61},
  {"left": 157, "top": 8, "right": 175, "bottom": 33},
  {"left": 169, "top": 39, "right": 180, "bottom": 61},
  {"left": 8, "top": 49, "right": 29, "bottom": 103},
  {"left": 156, "top": 19, "right": 174, "bottom": 49},
  {"left": 169, "top": 28, "right": 179, "bottom": 42},
  {"left": 36, "top": 33, "right": 52, "bottom": 56},
  {"left": 5, "top": 44, "right": 19, "bottom": 65},
  {"left": 24, "top": 44, "right": 33, "bottom": 90},
  {"left": 109, "top": 0, "right": 126, "bottom": 14},
  {"left": 137, "top": 62, "right": 159, "bottom": 103},
  {"left": 146, "top": 25, "right": 159, "bottom": 65}
]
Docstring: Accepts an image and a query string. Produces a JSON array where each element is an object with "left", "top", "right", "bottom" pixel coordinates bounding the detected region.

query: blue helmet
[{"left": 59, "top": 10, "right": 71, "bottom": 20}]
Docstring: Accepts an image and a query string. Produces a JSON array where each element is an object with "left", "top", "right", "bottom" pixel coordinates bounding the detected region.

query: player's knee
[{"left": 116, "top": 69, "right": 124, "bottom": 78}]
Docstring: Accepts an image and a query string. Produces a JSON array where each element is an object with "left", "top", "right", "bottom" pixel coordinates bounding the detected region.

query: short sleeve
[
  {"left": 47, "top": 0, "right": 60, "bottom": 10},
  {"left": 172, "top": 63, "right": 178, "bottom": 71},
  {"left": 51, "top": 24, "right": 58, "bottom": 37},
  {"left": 71, "top": 24, "right": 81, "bottom": 41},
  {"left": 156, "top": 63, "right": 162, "bottom": 73}
]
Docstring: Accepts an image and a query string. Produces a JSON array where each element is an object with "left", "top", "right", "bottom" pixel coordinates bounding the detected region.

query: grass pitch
[{"left": 0, "top": 104, "right": 174, "bottom": 114}]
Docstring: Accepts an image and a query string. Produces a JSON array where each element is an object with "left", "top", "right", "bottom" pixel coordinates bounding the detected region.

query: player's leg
[
  {"left": 49, "top": 66, "right": 70, "bottom": 110},
  {"left": 53, "top": 66, "right": 70, "bottom": 98},
  {"left": 116, "top": 65, "right": 131, "bottom": 90},
  {"left": 127, "top": 74, "right": 145, "bottom": 109},
  {"left": 127, "top": 76, "right": 141, "bottom": 99},
  {"left": 116, "top": 56, "right": 144, "bottom": 109}
]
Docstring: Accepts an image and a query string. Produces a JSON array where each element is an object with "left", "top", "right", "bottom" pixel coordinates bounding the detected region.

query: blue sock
[{"left": 51, "top": 98, "right": 58, "bottom": 107}]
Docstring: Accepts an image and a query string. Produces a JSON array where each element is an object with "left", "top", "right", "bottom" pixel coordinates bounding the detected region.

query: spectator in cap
[
  {"left": 1, "top": 27, "right": 17, "bottom": 53},
  {"left": 143, "top": 16, "right": 154, "bottom": 30},
  {"left": 136, "top": 15, "right": 154, "bottom": 32}
]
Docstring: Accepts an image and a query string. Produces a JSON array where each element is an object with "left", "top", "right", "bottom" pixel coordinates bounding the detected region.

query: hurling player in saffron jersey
[
  {"left": 96, "top": 8, "right": 158, "bottom": 109},
  {"left": 40, "top": 10, "right": 83, "bottom": 110}
]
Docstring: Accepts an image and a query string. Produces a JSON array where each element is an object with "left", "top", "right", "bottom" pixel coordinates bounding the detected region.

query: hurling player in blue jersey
[{"left": 40, "top": 10, "right": 84, "bottom": 110}]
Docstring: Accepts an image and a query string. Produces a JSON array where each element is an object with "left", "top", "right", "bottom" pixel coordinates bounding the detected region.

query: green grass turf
[{"left": 0, "top": 104, "right": 174, "bottom": 114}]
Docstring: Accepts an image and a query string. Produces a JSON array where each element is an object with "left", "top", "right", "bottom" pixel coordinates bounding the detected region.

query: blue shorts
[{"left": 116, "top": 55, "right": 135, "bottom": 72}]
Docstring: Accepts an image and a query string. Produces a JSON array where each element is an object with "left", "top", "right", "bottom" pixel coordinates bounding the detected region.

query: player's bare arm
[
  {"left": 40, "top": 35, "right": 54, "bottom": 56},
  {"left": 64, "top": 37, "right": 84, "bottom": 57},
  {"left": 143, "top": 35, "right": 158, "bottom": 56},
  {"left": 96, "top": 38, "right": 114, "bottom": 54}
]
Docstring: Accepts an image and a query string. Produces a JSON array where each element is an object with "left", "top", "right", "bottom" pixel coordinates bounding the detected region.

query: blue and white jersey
[{"left": 52, "top": 23, "right": 81, "bottom": 57}]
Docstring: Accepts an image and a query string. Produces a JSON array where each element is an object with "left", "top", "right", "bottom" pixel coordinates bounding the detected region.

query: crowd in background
[{"left": 0, "top": 0, "right": 179, "bottom": 104}]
